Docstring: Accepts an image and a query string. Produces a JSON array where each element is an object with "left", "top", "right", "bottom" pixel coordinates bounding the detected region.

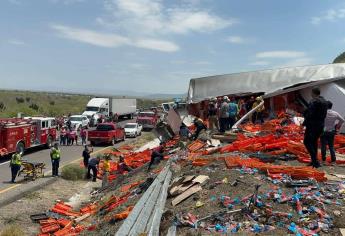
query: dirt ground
[
  {"left": 0, "top": 178, "right": 95, "bottom": 235},
  {"left": 160, "top": 158, "right": 345, "bottom": 236},
  {"left": 0, "top": 132, "right": 158, "bottom": 236}
]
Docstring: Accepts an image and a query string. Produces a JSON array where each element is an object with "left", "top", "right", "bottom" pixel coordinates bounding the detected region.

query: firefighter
[
  {"left": 50, "top": 143, "right": 61, "bottom": 177},
  {"left": 10, "top": 150, "right": 22, "bottom": 183}
]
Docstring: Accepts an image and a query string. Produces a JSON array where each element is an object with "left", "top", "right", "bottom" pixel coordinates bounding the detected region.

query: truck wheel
[
  {"left": 16, "top": 142, "right": 25, "bottom": 156},
  {"left": 91, "top": 141, "right": 95, "bottom": 146},
  {"left": 46, "top": 136, "right": 53, "bottom": 149}
]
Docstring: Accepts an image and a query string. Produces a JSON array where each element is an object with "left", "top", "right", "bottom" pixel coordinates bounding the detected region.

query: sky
[{"left": 1, "top": 0, "right": 345, "bottom": 95}]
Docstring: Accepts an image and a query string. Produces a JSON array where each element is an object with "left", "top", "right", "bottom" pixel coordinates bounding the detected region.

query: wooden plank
[
  {"left": 172, "top": 185, "right": 202, "bottom": 206},
  {"left": 192, "top": 175, "right": 209, "bottom": 184},
  {"left": 340, "top": 228, "right": 345, "bottom": 236},
  {"left": 182, "top": 175, "right": 195, "bottom": 183}
]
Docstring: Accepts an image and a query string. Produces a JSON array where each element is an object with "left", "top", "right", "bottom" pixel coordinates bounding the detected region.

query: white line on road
[{"left": 0, "top": 161, "right": 10, "bottom": 166}]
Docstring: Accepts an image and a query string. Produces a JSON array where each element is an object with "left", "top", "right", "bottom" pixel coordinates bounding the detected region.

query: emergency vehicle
[{"left": 0, "top": 117, "right": 57, "bottom": 157}]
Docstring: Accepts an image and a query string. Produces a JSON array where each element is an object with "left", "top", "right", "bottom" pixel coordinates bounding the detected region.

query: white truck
[{"left": 82, "top": 98, "right": 136, "bottom": 125}]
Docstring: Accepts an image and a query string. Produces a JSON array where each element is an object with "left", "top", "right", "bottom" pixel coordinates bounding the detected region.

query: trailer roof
[{"left": 187, "top": 63, "right": 345, "bottom": 103}]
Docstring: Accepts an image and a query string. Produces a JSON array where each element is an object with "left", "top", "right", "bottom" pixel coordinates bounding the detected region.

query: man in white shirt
[{"left": 321, "top": 101, "right": 345, "bottom": 163}]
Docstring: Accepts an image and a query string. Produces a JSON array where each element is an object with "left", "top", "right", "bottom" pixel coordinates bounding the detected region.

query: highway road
[{"left": 0, "top": 118, "right": 136, "bottom": 194}]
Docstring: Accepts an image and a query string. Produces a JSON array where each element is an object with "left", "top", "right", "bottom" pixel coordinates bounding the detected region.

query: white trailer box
[{"left": 110, "top": 98, "right": 137, "bottom": 118}]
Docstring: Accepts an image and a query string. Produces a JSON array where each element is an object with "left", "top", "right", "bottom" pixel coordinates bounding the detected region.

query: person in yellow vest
[
  {"left": 50, "top": 143, "right": 61, "bottom": 177},
  {"left": 10, "top": 150, "right": 22, "bottom": 183},
  {"left": 252, "top": 96, "right": 265, "bottom": 124},
  {"left": 102, "top": 154, "right": 111, "bottom": 188}
]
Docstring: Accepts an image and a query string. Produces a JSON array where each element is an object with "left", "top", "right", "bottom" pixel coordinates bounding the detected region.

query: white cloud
[
  {"left": 100, "top": 0, "right": 234, "bottom": 35},
  {"left": 250, "top": 61, "right": 270, "bottom": 66},
  {"left": 51, "top": 25, "right": 129, "bottom": 47},
  {"left": 8, "top": 39, "right": 26, "bottom": 45},
  {"left": 311, "top": 7, "right": 345, "bottom": 24},
  {"left": 134, "top": 38, "right": 179, "bottom": 52},
  {"left": 226, "top": 36, "right": 253, "bottom": 44},
  {"left": 51, "top": 24, "right": 179, "bottom": 52},
  {"left": 256, "top": 50, "right": 306, "bottom": 59}
]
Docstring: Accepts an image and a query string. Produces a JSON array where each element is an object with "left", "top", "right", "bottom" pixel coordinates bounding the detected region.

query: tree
[{"left": 333, "top": 51, "right": 345, "bottom": 63}]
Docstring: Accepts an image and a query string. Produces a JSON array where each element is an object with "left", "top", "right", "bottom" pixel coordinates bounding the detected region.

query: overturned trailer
[{"left": 187, "top": 63, "right": 345, "bottom": 129}]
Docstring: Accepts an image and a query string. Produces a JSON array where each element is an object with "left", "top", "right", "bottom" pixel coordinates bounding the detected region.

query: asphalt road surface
[{"left": 0, "top": 118, "right": 136, "bottom": 193}]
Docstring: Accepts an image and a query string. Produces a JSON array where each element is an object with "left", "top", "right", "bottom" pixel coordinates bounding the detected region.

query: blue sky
[{"left": 1, "top": 0, "right": 345, "bottom": 94}]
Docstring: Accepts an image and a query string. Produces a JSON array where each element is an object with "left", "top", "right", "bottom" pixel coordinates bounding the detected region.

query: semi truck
[{"left": 82, "top": 98, "right": 136, "bottom": 125}]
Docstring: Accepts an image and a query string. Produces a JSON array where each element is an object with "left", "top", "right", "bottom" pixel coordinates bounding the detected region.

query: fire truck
[{"left": 0, "top": 117, "right": 57, "bottom": 157}]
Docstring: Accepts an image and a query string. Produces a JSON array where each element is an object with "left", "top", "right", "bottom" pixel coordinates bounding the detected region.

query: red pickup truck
[
  {"left": 88, "top": 123, "right": 125, "bottom": 146},
  {"left": 137, "top": 111, "right": 159, "bottom": 130}
]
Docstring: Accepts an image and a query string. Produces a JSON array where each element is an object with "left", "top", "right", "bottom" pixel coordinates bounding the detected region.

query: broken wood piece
[
  {"left": 192, "top": 175, "right": 209, "bottom": 185},
  {"left": 182, "top": 175, "right": 195, "bottom": 183},
  {"left": 74, "top": 213, "right": 91, "bottom": 223},
  {"left": 172, "top": 185, "right": 202, "bottom": 206},
  {"left": 340, "top": 228, "right": 345, "bottom": 236}
]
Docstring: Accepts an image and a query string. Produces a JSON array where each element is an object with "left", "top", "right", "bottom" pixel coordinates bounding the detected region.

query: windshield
[
  {"left": 125, "top": 124, "right": 136, "bottom": 128},
  {"left": 96, "top": 124, "right": 113, "bottom": 131},
  {"left": 139, "top": 112, "right": 154, "bottom": 117},
  {"left": 70, "top": 117, "right": 82, "bottom": 122},
  {"left": 162, "top": 104, "right": 171, "bottom": 111},
  {"left": 85, "top": 106, "right": 99, "bottom": 112}
]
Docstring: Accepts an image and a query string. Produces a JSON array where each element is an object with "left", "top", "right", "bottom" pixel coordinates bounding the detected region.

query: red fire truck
[{"left": 0, "top": 117, "right": 57, "bottom": 157}]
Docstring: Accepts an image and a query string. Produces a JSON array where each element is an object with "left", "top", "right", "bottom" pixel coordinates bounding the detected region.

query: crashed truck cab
[{"left": 187, "top": 63, "right": 345, "bottom": 132}]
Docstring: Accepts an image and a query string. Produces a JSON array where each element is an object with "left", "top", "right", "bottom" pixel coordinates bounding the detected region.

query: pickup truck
[
  {"left": 124, "top": 123, "right": 143, "bottom": 138},
  {"left": 137, "top": 111, "right": 159, "bottom": 130},
  {"left": 88, "top": 123, "right": 125, "bottom": 146}
]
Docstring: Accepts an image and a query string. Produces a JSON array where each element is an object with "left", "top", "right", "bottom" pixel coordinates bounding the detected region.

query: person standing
[
  {"left": 219, "top": 96, "right": 230, "bottom": 133},
  {"left": 207, "top": 101, "right": 219, "bottom": 132},
  {"left": 228, "top": 97, "right": 238, "bottom": 129},
  {"left": 80, "top": 127, "right": 87, "bottom": 146},
  {"left": 87, "top": 156, "right": 100, "bottom": 182},
  {"left": 50, "top": 143, "right": 61, "bottom": 176},
  {"left": 252, "top": 97, "right": 265, "bottom": 124},
  {"left": 321, "top": 101, "right": 344, "bottom": 164},
  {"left": 82, "top": 145, "right": 93, "bottom": 168},
  {"left": 102, "top": 154, "right": 111, "bottom": 188},
  {"left": 10, "top": 150, "right": 22, "bottom": 183},
  {"left": 303, "top": 87, "right": 328, "bottom": 168}
]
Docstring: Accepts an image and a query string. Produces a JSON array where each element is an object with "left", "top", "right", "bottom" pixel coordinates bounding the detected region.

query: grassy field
[{"left": 0, "top": 90, "right": 171, "bottom": 118}]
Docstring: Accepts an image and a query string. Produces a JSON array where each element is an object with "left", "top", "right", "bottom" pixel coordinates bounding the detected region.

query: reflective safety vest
[
  {"left": 51, "top": 148, "right": 61, "bottom": 159},
  {"left": 11, "top": 153, "right": 22, "bottom": 165}
]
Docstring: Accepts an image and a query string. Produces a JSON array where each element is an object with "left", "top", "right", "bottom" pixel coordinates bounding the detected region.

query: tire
[
  {"left": 90, "top": 141, "right": 95, "bottom": 146},
  {"left": 16, "top": 142, "right": 25, "bottom": 156},
  {"left": 122, "top": 135, "right": 126, "bottom": 141},
  {"left": 134, "top": 132, "right": 137, "bottom": 138},
  {"left": 111, "top": 137, "right": 116, "bottom": 145},
  {"left": 46, "top": 135, "right": 53, "bottom": 149}
]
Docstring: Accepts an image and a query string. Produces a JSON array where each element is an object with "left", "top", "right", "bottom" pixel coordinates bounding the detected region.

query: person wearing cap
[
  {"left": 228, "top": 97, "right": 239, "bottom": 129},
  {"left": 10, "top": 149, "right": 22, "bottom": 183},
  {"left": 219, "top": 96, "right": 230, "bottom": 133},
  {"left": 252, "top": 96, "right": 265, "bottom": 124},
  {"left": 50, "top": 143, "right": 61, "bottom": 177}
]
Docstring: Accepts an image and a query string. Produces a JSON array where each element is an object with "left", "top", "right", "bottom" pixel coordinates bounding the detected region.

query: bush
[
  {"left": 49, "top": 101, "right": 55, "bottom": 106},
  {"left": 15, "top": 97, "right": 24, "bottom": 104},
  {"left": 29, "top": 103, "right": 39, "bottom": 111},
  {"left": 61, "top": 164, "right": 86, "bottom": 181},
  {"left": 0, "top": 224, "right": 24, "bottom": 236},
  {"left": 25, "top": 97, "right": 31, "bottom": 102}
]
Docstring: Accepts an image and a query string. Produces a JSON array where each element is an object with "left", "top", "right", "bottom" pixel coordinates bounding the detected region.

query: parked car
[
  {"left": 88, "top": 122, "right": 125, "bottom": 145},
  {"left": 69, "top": 115, "right": 89, "bottom": 130},
  {"left": 124, "top": 123, "right": 142, "bottom": 138}
]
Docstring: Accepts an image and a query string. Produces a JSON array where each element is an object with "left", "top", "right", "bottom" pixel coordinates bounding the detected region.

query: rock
[{"left": 334, "top": 210, "right": 341, "bottom": 216}]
